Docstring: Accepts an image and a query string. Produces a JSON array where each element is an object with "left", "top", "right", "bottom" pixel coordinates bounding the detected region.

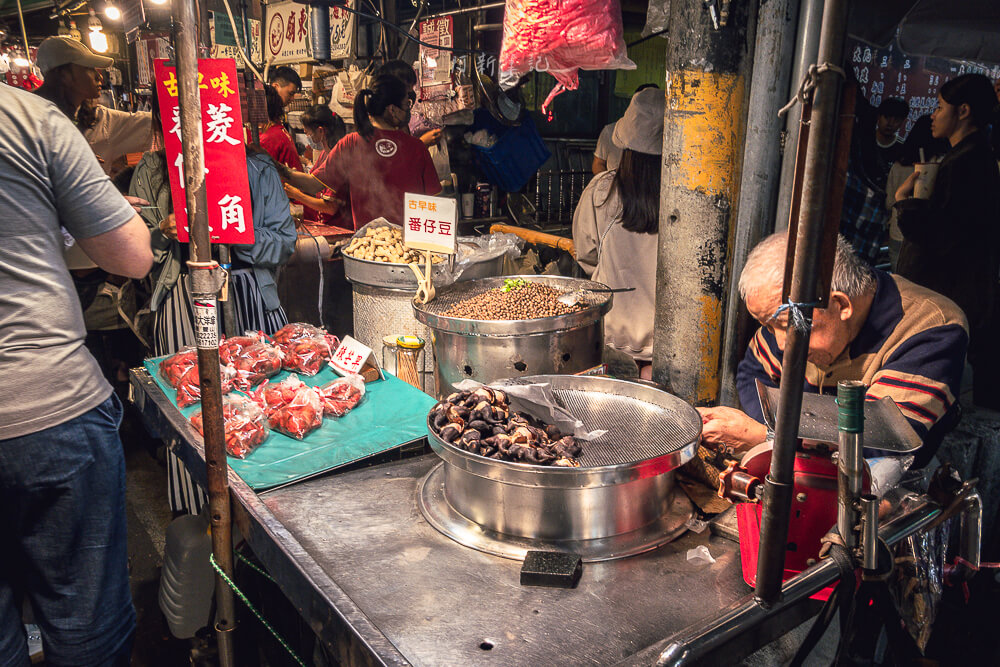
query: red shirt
[
  {"left": 313, "top": 128, "right": 440, "bottom": 229},
  {"left": 259, "top": 124, "right": 303, "bottom": 172},
  {"left": 304, "top": 148, "right": 351, "bottom": 228}
]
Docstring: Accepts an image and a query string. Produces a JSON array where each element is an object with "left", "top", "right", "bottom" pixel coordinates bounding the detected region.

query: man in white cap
[
  {"left": 0, "top": 58, "right": 153, "bottom": 665},
  {"left": 573, "top": 86, "right": 665, "bottom": 378},
  {"left": 35, "top": 36, "right": 152, "bottom": 176}
]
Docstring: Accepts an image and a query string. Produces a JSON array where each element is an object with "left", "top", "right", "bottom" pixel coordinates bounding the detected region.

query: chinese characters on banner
[
  {"left": 402, "top": 193, "right": 457, "bottom": 255},
  {"left": 418, "top": 16, "right": 453, "bottom": 96},
  {"left": 153, "top": 58, "right": 255, "bottom": 245},
  {"left": 266, "top": 0, "right": 311, "bottom": 64},
  {"left": 329, "top": 0, "right": 356, "bottom": 60}
]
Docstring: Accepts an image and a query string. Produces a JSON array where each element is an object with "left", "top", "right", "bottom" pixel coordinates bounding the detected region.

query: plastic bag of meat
[
  {"left": 271, "top": 322, "right": 327, "bottom": 346},
  {"left": 268, "top": 382, "right": 324, "bottom": 439},
  {"left": 218, "top": 332, "right": 267, "bottom": 365},
  {"left": 316, "top": 374, "right": 366, "bottom": 417},
  {"left": 175, "top": 363, "right": 236, "bottom": 408},
  {"left": 248, "top": 374, "right": 308, "bottom": 417},
  {"left": 280, "top": 335, "right": 340, "bottom": 376},
  {"left": 499, "top": 0, "right": 635, "bottom": 113},
  {"left": 190, "top": 394, "right": 270, "bottom": 458},
  {"left": 159, "top": 347, "right": 198, "bottom": 387},
  {"left": 227, "top": 342, "right": 284, "bottom": 391}
]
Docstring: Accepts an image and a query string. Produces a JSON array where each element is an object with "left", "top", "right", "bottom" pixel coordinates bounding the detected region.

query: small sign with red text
[
  {"left": 154, "top": 58, "right": 254, "bottom": 245},
  {"left": 402, "top": 193, "right": 457, "bottom": 255},
  {"left": 330, "top": 336, "right": 384, "bottom": 379}
]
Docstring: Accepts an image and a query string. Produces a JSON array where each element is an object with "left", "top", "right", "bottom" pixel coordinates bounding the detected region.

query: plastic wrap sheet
[{"left": 143, "top": 357, "right": 438, "bottom": 491}]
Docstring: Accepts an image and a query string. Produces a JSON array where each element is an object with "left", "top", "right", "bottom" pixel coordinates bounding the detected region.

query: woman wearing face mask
[
  {"left": 280, "top": 74, "right": 440, "bottom": 229},
  {"left": 283, "top": 105, "right": 349, "bottom": 226},
  {"left": 893, "top": 73, "right": 1000, "bottom": 409}
]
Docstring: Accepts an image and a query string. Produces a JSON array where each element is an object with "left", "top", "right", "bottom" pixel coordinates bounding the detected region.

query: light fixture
[
  {"left": 89, "top": 30, "right": 108, "bottom": 52},
  {"left": 105, "top": 1, "right": 120, "bottom": 20},
  {"left": 68, "top": 19, "right": 82, "bottom": 41},
  {"left": 57, "top": 19, "right": 70, "bottom": 36},
  {"left": 149, "top": 0, "right": 167, "bottom": 6},
  {"left": 87, "top": 8, "right": 103, "bottom": 31}
]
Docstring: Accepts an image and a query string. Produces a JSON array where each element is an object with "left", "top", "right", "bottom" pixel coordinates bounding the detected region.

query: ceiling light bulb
[
  {"left": 105, "top": 2, "right": 120, "bottom": 20},
  {"left": 89, "top": 30, "right": 108, "bottom": 53},
  {"left": 149, "top": 0, "right": 168, "bottom": 6},
  {"left": 88, "top": 8, "right": 103, "bottom": 31}
]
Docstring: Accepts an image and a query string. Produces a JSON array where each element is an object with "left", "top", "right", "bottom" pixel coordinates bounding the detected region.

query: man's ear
[{"left": 831, "top": 291, "right": 853, "bottom": 321}]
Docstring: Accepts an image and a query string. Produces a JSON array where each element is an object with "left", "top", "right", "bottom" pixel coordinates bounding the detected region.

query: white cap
[
  {"left": 36, "top": 36, "right": 113, "bottom": 74},
  {"left": 612, "top": 87, "right": 666, "bottom": 156}
]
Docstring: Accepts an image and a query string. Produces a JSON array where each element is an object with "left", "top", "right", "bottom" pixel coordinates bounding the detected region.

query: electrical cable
[
  {"left": 221, "top": 0, "right": 263, "bottom": 82},
  {"left": 396, "top": 0, "right": 425, "bottom": 60}
]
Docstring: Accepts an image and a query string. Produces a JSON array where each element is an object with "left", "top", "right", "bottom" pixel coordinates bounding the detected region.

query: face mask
[{"left": 306, "top": 135, "right": 323, "bottom": 150}]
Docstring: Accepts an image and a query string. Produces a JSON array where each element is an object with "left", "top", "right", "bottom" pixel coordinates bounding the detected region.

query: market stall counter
[{"left": 129, "top": 364, "right": 831, "bottom": 665}]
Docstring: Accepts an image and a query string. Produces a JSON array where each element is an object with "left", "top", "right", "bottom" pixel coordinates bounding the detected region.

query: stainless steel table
[{"left": 130, "top": 368, "right": 818, "bottom": 666}]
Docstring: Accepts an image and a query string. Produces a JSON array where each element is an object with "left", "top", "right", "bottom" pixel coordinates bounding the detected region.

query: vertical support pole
[
  {"left": 652, "top": 0, "right": 754, "bottom": 405},
  {"left": 775, "top": 0, "right": 824, "bottom": 231},
  {"left": 754, "top": 0, "right": 850, "bottom": 607},
  {"left": 837, "top": 380, "right": 866, "bottom": 552},
  {"left": 718, "top": 0, "right": 800, "bottom": 407},
  {"left": 172, "top": 0, "right": 237, "bottom": 662}
]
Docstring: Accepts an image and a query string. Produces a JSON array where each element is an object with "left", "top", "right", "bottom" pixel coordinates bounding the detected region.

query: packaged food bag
[
  {"left": 190, "top": 394, "right": 270, "bottom": 458},
  {"left": 316, "top": 374, "right": 366, "bottom": 417}
]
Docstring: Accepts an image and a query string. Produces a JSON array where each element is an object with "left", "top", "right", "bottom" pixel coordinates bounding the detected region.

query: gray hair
[{"left": 738, "top": 232, "right": 875, "bottom": 302}]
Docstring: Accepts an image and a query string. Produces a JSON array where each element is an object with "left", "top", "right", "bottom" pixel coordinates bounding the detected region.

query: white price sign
[
  {"left": 402, "top": 193, "right": 457, "bottom": 254},
  {"left": 330, "top": 335, "right": 383, "bottom": 379}
]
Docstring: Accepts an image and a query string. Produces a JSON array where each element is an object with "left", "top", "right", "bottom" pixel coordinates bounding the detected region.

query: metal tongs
[{"left": 557, "top": 286, "right": 634, "bottom": 307}]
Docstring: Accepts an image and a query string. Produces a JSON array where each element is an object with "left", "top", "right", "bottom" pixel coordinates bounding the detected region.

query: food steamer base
[{"left": 418, "top": 375, "right": 703, "bottom": 562}]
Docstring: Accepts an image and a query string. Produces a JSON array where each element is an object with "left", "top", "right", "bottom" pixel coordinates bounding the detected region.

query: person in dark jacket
[{"left": 893, "top": 73, "right": 1000, "bottom": 409}]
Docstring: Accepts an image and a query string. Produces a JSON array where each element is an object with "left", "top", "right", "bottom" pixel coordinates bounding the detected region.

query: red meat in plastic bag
[
  {"left": 159, "top": 348, "right": 198, "bottom": 387},
  {"left": 190, "top": 395, "right": 269, "bottom": 458},
  {"left": 271, "top": 322, "right": 326, "bottom": 346},
  {"left": 317, "top": 374, "right": 366, "bottom": 417},
  {"left": 280, "top": 336, "right": 335, "bottom": 376},
  {"left": 268, "top": 384, "right": 324, "bottom": 439},
  {"left": 499, "top": 0, "right": 635, "bottom": 113},
  {"left": 219, "top": 333, "right": 266, "bottom": 365},
  {"left": 228, "top": 343, "right": 283, "bottom": 391},
  {"left": 175, "top": 363, "right": 236, "bottom": 408},
  {"left": 248, "top": 375, "right": 308, "bottom": 417}
]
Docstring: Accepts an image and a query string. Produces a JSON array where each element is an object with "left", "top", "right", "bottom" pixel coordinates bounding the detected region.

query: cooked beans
[{"left": 444, "top": 282, "right": 582, "bottom": 320}]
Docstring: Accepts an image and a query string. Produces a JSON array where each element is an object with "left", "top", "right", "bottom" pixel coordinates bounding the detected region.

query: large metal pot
[
  {"left": 418, "top": 375, "right": 702, "bottom": 561},
  {"left": 412, "top": 276, "right": 613, "bottom": 398}
]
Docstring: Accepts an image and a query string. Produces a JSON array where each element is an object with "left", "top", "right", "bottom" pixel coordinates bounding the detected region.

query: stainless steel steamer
[
  {"left": 412, "top": 276, "right": 613, "bottom": 398},
  {"left": 418, "top": 375, "right": 703, "bottom": 562}
]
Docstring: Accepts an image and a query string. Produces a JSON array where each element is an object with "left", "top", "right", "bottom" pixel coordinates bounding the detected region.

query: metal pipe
[
  {"left": 775, "top": 0, "right": 824, "bottom": 230},
  {"left": 651, "top": 0, "right": 754, "bottom": 404},
  {"left": 14, "top": 0, "right": 29, "bottom": 58},
  {"left": 718, "top": 0, "right": 800, "bottom": 407},
  {"left": 960, "top": 491, "right": 982, "bottom": 571},
  {"left": 628, "top": 496, "right": 943, "bottom": 667},
  {"left": 422, "top": 2, "right": 504, "bottom": 20},
  {"left": 753, "top": 0, "right": 850, "bottom": 606},
  {"left": 860, "top": 494, "right": 878, "bottom": 570},
  {"left": 171, "top": 0, "right": 237, "bottom": 664},
  {"left": 836, "top": 380, "right": 865, "bottom": 552},
  {"left": 472, "top": 23, "right": 502, "bottom": 32}
]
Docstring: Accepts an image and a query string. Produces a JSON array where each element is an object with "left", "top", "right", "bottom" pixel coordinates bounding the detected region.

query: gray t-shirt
[{"left": 0, "top": 85, "right": 136, "bottom": 439}]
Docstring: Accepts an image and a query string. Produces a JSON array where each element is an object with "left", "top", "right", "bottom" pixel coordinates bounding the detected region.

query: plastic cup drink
[{"left": 913, "top": 162, "right": 939, "bottom": 200}]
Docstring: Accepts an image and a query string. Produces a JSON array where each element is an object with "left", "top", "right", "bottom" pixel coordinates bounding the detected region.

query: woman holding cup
[{"left": 893, "top": 73, "right": 1000, "bottom": 409}]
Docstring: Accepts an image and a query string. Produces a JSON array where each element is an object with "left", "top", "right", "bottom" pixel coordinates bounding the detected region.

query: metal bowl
[{"left": 418, "top": 375, "right": 702, "bottom": 561}]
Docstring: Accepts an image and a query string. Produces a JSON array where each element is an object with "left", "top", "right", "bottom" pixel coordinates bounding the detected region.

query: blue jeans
[{"left": 0, "top": 395, "right": 135, "bottom": 667}]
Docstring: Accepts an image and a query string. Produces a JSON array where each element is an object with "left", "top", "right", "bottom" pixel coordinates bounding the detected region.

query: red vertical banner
[{"left": 153, "top": 58, "right": 254, "bottom": 245}]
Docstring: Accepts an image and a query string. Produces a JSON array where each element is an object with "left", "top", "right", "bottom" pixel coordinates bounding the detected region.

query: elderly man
[{"left": 698, "top": 232, "right": 968, "bottom": 464}]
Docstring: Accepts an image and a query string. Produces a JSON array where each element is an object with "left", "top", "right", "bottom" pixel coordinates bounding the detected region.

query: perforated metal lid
[{"left": 427, "top": 375, "right": 703, "bottom": 487}]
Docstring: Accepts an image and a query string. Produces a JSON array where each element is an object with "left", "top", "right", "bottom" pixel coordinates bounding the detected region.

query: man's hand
[
  {"left": 123, "top": 195, "right": 150, "bottom": 215},
  {"left": 159, "top": 213, "right": 178, "bottom": 240},
  {"left": 420, "top": 128, "right": 443, "bottom": 147},
  {"left": 696, "top": 406, "right": 768, "bottom": 456},
  {"left": 284, "top": 182, "right": 305, "bottom": 202}
]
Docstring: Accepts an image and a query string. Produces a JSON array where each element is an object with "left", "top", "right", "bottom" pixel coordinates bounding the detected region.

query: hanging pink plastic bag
[{"left": 499, "top": 0, "right": 636, "bottom": 113}]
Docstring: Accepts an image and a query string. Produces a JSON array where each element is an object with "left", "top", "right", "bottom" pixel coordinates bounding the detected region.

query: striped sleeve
[
  {"left": 736, "top": 327, "right": 783, "bottom": 423},
  {"left": 867, "top": 324, "right": 968, "bottom": 439}
]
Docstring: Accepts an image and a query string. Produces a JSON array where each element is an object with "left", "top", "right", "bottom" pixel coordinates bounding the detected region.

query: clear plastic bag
[
  {"left": 175, "top": 363, "right": 236, "bottom": 408},
  {"left": 227, "top": 342, "right": 284, "bottom": 391},
  {"left": 249, "top": 374, "right": 309, "bottom": 418},
  {"left": 271, "top": 323, "right": 339, "bottom": 376},
  {"left": 159, "top": 347, "right": 198, "bottom": 387},
  {"left": 317, "top": 374, "right": 366, "bottom": 417},
  {"left": 190, "top": 394, "right": 270, "bottom": 459},
  {"left": 268, "top": 382, "right": 324, "bottom": 439},
  {"left": 499, "top": 0, "right": 636, "bottom": 111}
]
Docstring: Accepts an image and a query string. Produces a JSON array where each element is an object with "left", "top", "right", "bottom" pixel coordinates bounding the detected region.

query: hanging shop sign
[
  {"left": 402, "top": 192, "right": 457, "bottom": 254},
  {"left": 210, "top": 13, "right": 262, "bottom": 66},
  {"left": 153, "top": 58, "right": 254, "bottom": 245},
  {"left": 121, "top": 0, "right": 146, "bottom": 43},
  {"left": 136, "top": 35, "right": 170, "bottom": 88},
  {"left": 329, "top": 0, "right": 356, "bottom": 60},
  {"left": 266, "top": 0, "right": 311, "bottom": 64},
  {"left": 419, "top": 17, "right": 453, "bottom": 90}
]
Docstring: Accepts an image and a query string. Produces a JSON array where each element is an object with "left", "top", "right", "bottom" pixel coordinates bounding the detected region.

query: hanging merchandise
[
  {"left": 328, "top": 64, "right": 371, "bottom": 122},
  {"left": 498, "top": 0, "right": 635, "bottom": 113}
]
